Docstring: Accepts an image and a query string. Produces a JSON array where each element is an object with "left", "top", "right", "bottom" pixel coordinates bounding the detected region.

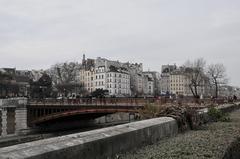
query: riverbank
[{"left": 120, "top": 109, "right": 240, "bottom": 159}]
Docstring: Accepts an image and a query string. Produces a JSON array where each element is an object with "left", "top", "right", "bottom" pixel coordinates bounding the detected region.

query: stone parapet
[{"left": 0, "top": 117, "right": 178, "bottom": 159}]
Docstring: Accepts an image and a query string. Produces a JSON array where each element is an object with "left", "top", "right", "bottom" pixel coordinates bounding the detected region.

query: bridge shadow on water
[
  {"left": 35, "top": 114, "right": 107, "bottom": 132},
  {"left": 32, "top": 112, "right": 136, "bottom": 134}
]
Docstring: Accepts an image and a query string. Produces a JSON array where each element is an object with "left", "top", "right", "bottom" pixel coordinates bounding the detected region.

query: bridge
[{"left": 27, "top": 98, "right": 145, "bottom": 127}]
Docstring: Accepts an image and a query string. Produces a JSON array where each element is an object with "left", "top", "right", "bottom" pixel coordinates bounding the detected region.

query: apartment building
[
  {"left": 77, "top": 54, "right": 96, "bottom": 93},
  {"left": 95, "top": 66, "right": 107, "bottom": 90},
  {"left": 160, "top": 64, "right": 177, "bottom": 94},
  {"left": 79, "top": 55, "right": 160, "bottom": 97},
  {"left": 106, "top": 66, "right": 131, "bottom": 96},
  {"left": 170, "top": 70, "right": 189, "bottom": 95},
  {"left": 79, "top": 68, "right": 95, "bottom": 93},
  {"left": 143, "top": 71, "right": 161, "bottom": 96},
  {"left": 142, "top": 75, "right": 154, "bottom": 96},
  {"left": 94, "top": 58, "right": 131, "bottom": 96},
  {"left": 169, "top": 67, "right": 207, "bottom": 96}
]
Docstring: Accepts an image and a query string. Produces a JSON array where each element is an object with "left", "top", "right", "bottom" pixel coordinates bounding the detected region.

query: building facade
[
  {"left": 106, "top": 69, "right": 131, "bottom": 96},
  {"left": 160, "top": 64, "right": 177, "bottom": 95},
  {"left": 143, "top": 71, "right": 161, "bottom": 96},
  {"left": 169, "top": 67, "right": 207, "bottom": 97},
  {"left": 94, "top": 57, "right": 131, "bottom": 96}
]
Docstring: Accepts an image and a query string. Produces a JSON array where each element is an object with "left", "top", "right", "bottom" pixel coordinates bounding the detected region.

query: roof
[{"left": 107, "top": 65, "right": 129, "bottom": 74}]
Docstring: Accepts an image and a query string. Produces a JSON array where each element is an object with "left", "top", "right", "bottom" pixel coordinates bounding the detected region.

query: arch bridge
[{"left": 27, "top": 98, "right": 145, "bottom": 127}]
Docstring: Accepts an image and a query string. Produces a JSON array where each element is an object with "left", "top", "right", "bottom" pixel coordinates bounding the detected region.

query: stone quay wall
[
  {"left": 0, "top": 117, "right": 178, "bottom": 159},
  {"left": 0, "top": 98, "right": 28, "bottom": 137}
]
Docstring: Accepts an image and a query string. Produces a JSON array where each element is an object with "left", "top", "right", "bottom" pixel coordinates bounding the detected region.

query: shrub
[
  {"left": 208, "top": 107, "right": 230, "bottom": 122},
  {"left": 139, "top": 104, "right": 204, "bottom": 131}
]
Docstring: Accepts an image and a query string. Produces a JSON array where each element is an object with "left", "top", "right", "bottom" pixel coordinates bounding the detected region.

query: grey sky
[{"left": 0, "top": 0, "right": 240, "bottom": 86}]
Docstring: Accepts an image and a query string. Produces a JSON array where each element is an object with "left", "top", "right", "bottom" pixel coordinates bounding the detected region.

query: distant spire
[
  {"left": 82, "top": 54, "right": 86, "bottom": 67},
  {"left": 83, "top": 54, "right": 86, "bottom": 61}
]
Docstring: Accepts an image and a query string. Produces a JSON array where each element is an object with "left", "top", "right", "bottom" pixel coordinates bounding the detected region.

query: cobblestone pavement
[{"left": 120, "top": 109, "right": 240, "bottom": 159}]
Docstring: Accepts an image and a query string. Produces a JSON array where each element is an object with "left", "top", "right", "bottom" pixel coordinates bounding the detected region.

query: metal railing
[{"left": 27, "top": 97, "right": 240, "bottom": 108}]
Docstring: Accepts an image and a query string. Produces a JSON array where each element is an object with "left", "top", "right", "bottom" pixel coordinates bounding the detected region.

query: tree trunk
[
  {"left": 194, "top": 84, "right": 198, "bottom": 98},
  {"left": 215, "top": 83, "right": 218, "bottom": 98},
  {"left": 189, "top": 85, "right": 196, "bottom": 97},
  {"left": 214, "top": 79, "right": 218, "bottom": 98}
]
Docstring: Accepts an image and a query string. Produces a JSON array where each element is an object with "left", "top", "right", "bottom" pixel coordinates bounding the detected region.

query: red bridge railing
[{"left": 27, "top": 97, "right": 239, "bottom": 108}]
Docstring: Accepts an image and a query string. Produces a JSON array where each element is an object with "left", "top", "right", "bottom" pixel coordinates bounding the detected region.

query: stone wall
[
  {"left": 0, "top": 117, "right": 178, "bottom": 159},
  {"left": 0, "top": 98, "right": 27, "bottom": 137}
]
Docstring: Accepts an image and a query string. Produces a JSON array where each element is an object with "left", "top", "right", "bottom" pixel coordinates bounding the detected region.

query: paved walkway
[{"left": 120, "top": 109, "right": 240, "bottom": 159}]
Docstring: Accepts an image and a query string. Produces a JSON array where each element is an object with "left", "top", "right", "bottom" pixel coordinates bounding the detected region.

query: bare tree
[
  {"left": 48, "top": 62, "right": 80, "bottom": 85},
  {"left": 207, "top": 63, "right": 227, "bottom": 98},
  {"left": 184, "top": 58, "right": 207, "bottom": 98},
  {"left": 47, "top": 62, "right": 83, "bottom": 96}
]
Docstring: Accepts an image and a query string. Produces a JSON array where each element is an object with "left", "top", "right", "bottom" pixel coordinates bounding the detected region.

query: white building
[
  {"left": 94, "top": 58, "right": 131, "bottom": 96},
  {"left": 106, "top": 67, "right": 131, "bottom": 96},
  {"left": 95, "top": 66, "right": 107, "bottom": 90}
]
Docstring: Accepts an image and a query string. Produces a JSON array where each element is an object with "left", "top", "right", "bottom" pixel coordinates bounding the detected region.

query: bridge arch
[{"left": 31, "top": 108, "right": 139, "bottom": 126}]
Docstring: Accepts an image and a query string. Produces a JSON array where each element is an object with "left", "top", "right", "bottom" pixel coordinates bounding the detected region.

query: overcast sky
[{"left": 0, "top": 0, "right": 240, "bottom": 86}]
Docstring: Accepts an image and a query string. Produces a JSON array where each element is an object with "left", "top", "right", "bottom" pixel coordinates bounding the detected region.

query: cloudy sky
[{"left": 0, "top": 0, "right": 240, "bottom": 86}]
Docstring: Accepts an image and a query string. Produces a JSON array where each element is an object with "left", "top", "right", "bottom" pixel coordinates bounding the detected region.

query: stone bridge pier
[{"left": 0, "top": 98, "right": 28, "bottom": 137}]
